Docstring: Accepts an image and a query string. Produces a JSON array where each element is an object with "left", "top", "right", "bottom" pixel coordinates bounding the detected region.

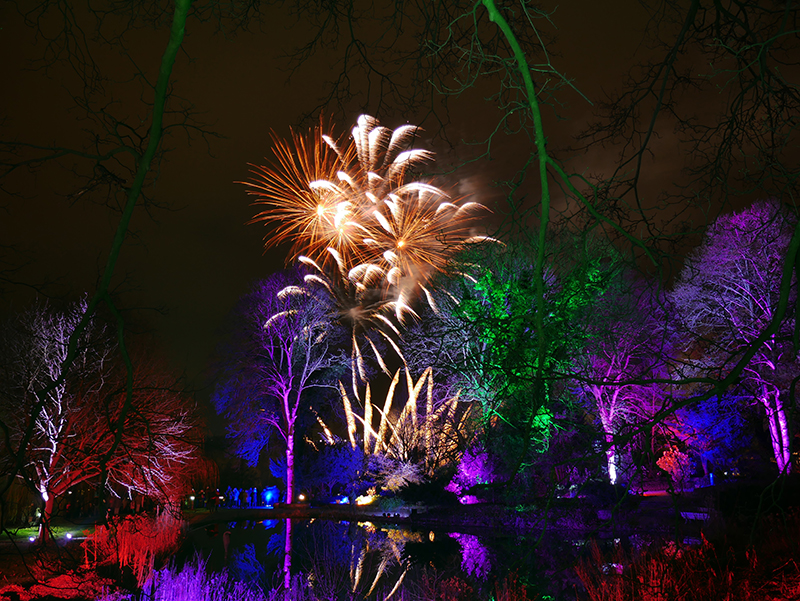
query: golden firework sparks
[
  {"left": 299, "top": 250, "right": 402, "bottom": 380},
  {"left": 244, "top": 121, "right": 364, "bottom": 264},
  {"left": 243, "top": 115, "right": 488, "bottom": 290}
]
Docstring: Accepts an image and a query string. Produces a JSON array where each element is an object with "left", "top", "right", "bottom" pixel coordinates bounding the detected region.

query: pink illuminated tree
[
  {"left": 671, "top": 200, "right": 797, "bottom": 474},
  {"left": 574, "top": 279, "right": 673, "bottom": 484},
  {"left": 213, "top": 270, "right": 342, "bottom": 504},
  {"left": 0, "top": 300, "right": 202, "bottom": 543}
]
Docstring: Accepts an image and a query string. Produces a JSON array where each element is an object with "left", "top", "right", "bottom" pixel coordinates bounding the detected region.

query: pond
[{"left": 185, "top": 510, "right": 679, "bottom": 600}]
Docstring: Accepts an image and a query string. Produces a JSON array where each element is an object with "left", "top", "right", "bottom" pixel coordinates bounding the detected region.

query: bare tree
[
  {"left": 672, "top": 199, "right": 798, "bottom": 474},
  {"left": 0, "top": 298, "right": 109, "bottom": 540},
  {"left": 573, "top": 277, "right": 673, "bottom": 485},
  {"left": 573, "top": 1, "right": 800, "bottom": 271},
  {"left": 0, "top": 0, "right": 194, "bottom": 545},
  {"left": 0, "top": 299, "right": 203, "bottom": 542},
  {"left": 213, "top": 269, "right": 343, "bottom": 504}
]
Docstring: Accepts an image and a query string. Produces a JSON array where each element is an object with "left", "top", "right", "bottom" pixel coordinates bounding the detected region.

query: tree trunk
[
  {"left": 776, "top": 394, "right": 792, "bottom": 474},
  {"left": 285, "top": 426, "right": 294, "bottom": 504},
  {"left": 38, "top": 493, "right": 54, "bottom": 544},
  {"left": 599, "top": 408, "right": 618, "bottom": 485},
  {"left": 766, "top": 402, "right": 791, "bottom": 474},
  {"left": 762, "top": 387, "right": 791, "bottom": 474},
  {"left": 604, "top": 431, "right": 618, "bottom": 485}
]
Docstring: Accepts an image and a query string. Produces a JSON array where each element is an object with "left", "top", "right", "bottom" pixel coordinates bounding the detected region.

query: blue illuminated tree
[{"left": 666, "top": 393, "right": 753, "bottom": 476}]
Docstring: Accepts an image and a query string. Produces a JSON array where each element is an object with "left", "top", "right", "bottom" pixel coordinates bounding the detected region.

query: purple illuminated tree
[
  {"left": 573, "top": 278, "right": 673, "bottom": 485},
  {"left": 213, "top": 270, "right": 342, "bottom": 504},
  {"left": 671, "top": 200, "right": 797, "bottom": 474}
]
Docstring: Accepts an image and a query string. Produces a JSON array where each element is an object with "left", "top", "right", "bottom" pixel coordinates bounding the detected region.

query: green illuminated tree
[{"left": 403, "top": 231, "right": 619, "bottom": 485}]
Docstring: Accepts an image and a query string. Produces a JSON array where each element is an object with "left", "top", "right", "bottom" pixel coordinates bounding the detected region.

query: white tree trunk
[
  {"left": 38, "top": 492, "right": 54, "bottom": 544},
  {"left": 605, "top": 432, "right": 618, "bottom": 485},
  {"left": 599, "top": 406, "right": 618, "bottom": 485},
  {"left": 762, "top": 387, "right": 791, "bottom": 474}
]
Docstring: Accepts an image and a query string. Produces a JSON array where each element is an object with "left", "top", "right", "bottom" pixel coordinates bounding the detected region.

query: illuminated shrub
[
  {"left": 85, "top": 511, "right": 185, "bottom": 587},
  {"left": 446, "top": 445, "right": 497, "bottom": 502},
  {"left": 298, "top": 442, "right": 366, "bottom": 501},
  {"left": 142, "top": 555, "right": 275, "bottom": 601},
  {"left": 450, "top": 532, "right": 492, "bottom": 579},
  {"left": 656, "top": 446, "right": 693, "bottom": 489}
]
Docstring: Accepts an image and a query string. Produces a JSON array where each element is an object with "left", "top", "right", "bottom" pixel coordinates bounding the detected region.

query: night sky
[{"left": 1, "top": 1, "right": 677, "bottom": 399}]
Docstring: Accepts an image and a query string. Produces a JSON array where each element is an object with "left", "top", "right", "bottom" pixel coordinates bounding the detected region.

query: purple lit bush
[
  {"left": 142, "top": 556, "right": 272, "bottom": 601},
  {"left": 298, "top": 442, "right": 366, "bottom": 501},
  {"left": 450, "top": 532, "right": 492, "bottom": 579},
  {"left": 97, "top": 554, "right": 316, "bottom": 601},
  {"left": 446, "top": 445, "right": 496, "bottom": 502}
]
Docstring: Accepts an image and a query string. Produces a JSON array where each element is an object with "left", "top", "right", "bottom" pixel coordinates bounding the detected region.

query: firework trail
[{"left": 296, "top": 250, "right": 405, "bottom": 381}]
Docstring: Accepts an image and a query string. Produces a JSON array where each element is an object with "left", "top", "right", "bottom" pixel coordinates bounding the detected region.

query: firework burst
[
  {"left": 244, "top": 115, "right": 489, "bottom": 292},
  {"left": 245, "top": 122, "right": 361, "bottom": 262},
  {"left": 297, "top": 250, "right": 405, "bottom": 382},
  {"left": 246, "top": 115, "right": 492, "bottom": 378}
]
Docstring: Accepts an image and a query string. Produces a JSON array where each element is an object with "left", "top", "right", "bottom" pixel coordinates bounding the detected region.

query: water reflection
[
  {"left": 299, "top": 520, "right": 412, "bottom": 598},
  {"left": 210, "top": 517, "right": 586, "bottom": 599}
]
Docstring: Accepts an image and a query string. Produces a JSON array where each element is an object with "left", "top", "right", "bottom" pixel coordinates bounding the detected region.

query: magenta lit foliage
[
  {"left": 450, "top": 532, "right": 492, "bottom": 580},
  {"left": 95, "top": 554, "right": 314, "bottom": 601},
  {"left": 572, "top": 275, "right": 672, "bottom": 485},
  {"left": 142, "top": 555, "right": 269, "bottom": 601},
  {"left": 446, "top": 446, "right": 496, "bottom": 503}
]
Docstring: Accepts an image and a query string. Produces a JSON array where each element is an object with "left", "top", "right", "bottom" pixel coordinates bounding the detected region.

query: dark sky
[{"left": 0, "top": 0, "right": 664, "bottom": 394}]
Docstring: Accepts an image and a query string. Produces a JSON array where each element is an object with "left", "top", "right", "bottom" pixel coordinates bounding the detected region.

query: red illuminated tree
[
  {"left": 671, "top": 200, "right": 797, "bottom": 474},
  {"left": 213, "top": 270, "right": 342, "bottom": 504},
  {"left": 0, "top": 299, "right": 203, "bottom": 543}
]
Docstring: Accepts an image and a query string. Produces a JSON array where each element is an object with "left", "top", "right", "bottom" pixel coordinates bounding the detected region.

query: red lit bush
[{"left": 84, "top": 510, "right": 185, "bottom": 587}]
